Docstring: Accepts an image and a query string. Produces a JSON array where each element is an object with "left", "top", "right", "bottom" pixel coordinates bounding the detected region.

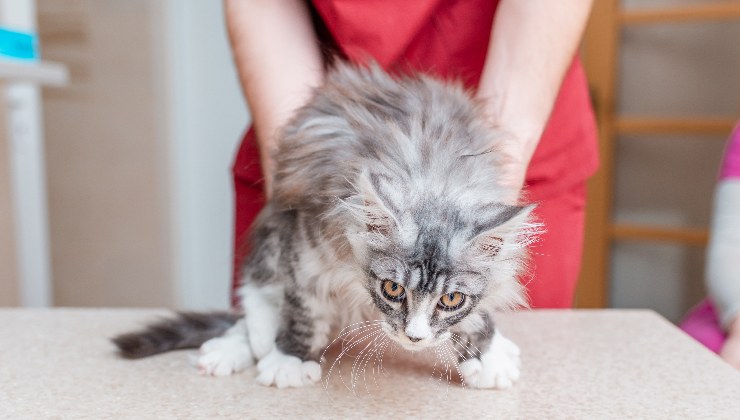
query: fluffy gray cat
[{"left": 113, "top": 64, "right": 539, "bottom": 390}]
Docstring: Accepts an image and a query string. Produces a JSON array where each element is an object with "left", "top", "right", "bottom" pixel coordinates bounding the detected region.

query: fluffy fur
[{"left": 113, "top": 64, "right": 540, "bottom": 389}]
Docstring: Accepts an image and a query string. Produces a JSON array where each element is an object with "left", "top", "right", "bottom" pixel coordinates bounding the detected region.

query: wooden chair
[{"left": 577, "top": 0, "right": 740, "bottom": 307}]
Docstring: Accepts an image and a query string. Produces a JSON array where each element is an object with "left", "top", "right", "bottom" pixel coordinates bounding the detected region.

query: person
[
  {"left": 681, "top": 123, "right": 740, "bottom": 369},
  {"left": 224, "top": 0, "right": 598, "bottom": 308}
]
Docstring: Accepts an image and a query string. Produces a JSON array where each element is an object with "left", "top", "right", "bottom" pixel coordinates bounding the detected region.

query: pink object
[
  {"left": 680, "top": 299, "right": 726, "bottom": 353},
  {"left": 681, "top": 123, "right": 739, "bottom": 353},
  {"left": 719, "top": 123, "right": 740, "bottom": 180}
]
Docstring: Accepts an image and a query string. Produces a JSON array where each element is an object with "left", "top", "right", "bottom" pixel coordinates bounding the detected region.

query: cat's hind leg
[
  {"left": 235, "top": 282, "right": 323, "bottom": 388},
  {"left": 255, "top": 290, "right": 329, "bottom": 388},
  {"left": 242, "top": 283, "right": 283, "bottom": 359},
  {"left": 255, "top": 349, "right": 322, "bottom": 388},
  {"left": 196, "top": 318, "right": 254, "bottom": 376},
  {"left": 196, "top": 283, "right": 283, "bottom": 377}
]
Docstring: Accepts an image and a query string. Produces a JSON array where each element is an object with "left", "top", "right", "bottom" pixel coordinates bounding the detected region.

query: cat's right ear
[{"left": 466, "top": 204, "right": 538, "bottom": 260}]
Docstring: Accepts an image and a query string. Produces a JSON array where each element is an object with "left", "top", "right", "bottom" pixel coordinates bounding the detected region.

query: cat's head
[{"left": 345, "top": 172, "right": 537, "bottom": 351}]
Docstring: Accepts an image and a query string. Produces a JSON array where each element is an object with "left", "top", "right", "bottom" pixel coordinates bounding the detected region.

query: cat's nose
[{"left": 405, "top": 313, "right": 431, "bottom": 342}]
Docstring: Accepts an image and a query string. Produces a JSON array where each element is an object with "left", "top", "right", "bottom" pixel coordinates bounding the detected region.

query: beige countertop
[{"left": 0, "top": 308, "right": 738, "bottom": 419}]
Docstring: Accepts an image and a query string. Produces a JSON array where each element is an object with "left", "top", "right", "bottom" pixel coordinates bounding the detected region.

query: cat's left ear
[
  {"left": 352, "top": 172, "right": 403, "bottom": 240},
  {"left": 467, "top": 204, "right": 537, "bottom": 259}
]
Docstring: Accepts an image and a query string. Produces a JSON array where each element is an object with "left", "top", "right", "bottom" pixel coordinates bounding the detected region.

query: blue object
[{"left": 0, "top": 27, "right": 38, "bottom": 61}]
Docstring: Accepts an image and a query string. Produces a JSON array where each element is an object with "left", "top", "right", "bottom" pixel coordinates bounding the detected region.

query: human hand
[
  {"left": 485, "top": 127, "right": 534, "bottom": 205},
  {"left": 225, "top": 0, "right": 323, "bottom": 199},
  {"left": 720, "top": 315, "right": 740, "bottom": 370},
  {"left": 474, "top": 0, "right": 594, "bottom": 203}
]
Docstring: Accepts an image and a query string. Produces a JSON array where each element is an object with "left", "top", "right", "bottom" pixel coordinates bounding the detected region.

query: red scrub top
[{"left": 231, "top": 0, "right": 599, "bottom": 303}]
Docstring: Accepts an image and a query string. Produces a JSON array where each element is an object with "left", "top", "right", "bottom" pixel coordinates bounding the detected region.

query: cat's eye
[
  {"left": 438, "top": 292, "right": 465, "bottom": 311},
  {"left": 381, "top": 280, "right": 405, "bottom": 302}
]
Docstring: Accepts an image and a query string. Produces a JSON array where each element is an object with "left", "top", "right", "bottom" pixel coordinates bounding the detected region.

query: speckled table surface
[{"left": 0, "top": 308, "right": 738, "bottom": 419}]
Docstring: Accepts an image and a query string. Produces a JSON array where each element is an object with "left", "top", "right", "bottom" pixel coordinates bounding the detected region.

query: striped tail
[{"left": 112, "top": 311, "right": 241, "bottom": 359}]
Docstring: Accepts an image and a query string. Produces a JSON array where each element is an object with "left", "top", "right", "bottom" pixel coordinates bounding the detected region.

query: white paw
[
  {"left": 196, "top": 335, "right": 254, "bottom": 377},
  {"left": 256, "top": 348, "right": 322, "bottom": 388},
  {"left": 459, "top": 332, "right": 520, "bottom": 389}
]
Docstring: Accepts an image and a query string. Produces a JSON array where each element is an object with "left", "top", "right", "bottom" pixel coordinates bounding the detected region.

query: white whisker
[
  {"left": 323, "top": 325, "right": 384, "bottom": 392},
  {"left": 439, "top": 345, "right": 452, "bottom": 393},
  {"left": 351, "top": 330, "right": 385, "bottom": 394},
  {"left": 445, "top": 342, "right": 467, "bottom": 389},
  {"left": 377, "top": 339, "right": 391, "bottom": 376},
  {"left": 447, "top": 337, "right": 471, "bottom": 360},
  {"left": 371, "top": 338, "right": 389, "bottom": 388},
  {"left": 360, "top": 336, "right": 386, "bottom": 396},
  {"left": 337, "top": 329, "right": 384, "bottom": 393},
  {"left": 430, "top": 345, "right": 442, "bottom": 382},
  {"left": 450, "top": 333, "right": 481, "bottom": 358}
]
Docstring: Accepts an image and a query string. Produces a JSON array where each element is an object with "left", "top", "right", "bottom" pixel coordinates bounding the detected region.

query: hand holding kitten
[{"left": 721, "top": 315, "right": 740, "bottom": 369}]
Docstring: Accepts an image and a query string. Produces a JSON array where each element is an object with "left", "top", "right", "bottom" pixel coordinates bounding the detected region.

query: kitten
[{"left": 113, "top": 64, "right": 539, "bottom": 390}]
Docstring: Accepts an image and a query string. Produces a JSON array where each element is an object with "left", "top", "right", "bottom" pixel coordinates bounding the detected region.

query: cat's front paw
[
  {"left": 196, "top": 335, "right": 254, "bottom": 377},
  {"left": 459, "top": 332, "right": 520, "bottom": 389},
  {"left": 256, "top": 348, "right": 322, "bottom": 388}
]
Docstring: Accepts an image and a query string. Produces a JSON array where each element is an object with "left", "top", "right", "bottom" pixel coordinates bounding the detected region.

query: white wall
[
  {"left": 36, "top": 0, "right": 247, "bottom": 309},
  {"left": 163, "top": 0, "right": 250, "bottom": 310},
  {"left": 40, "top": 0, "right": 174, "bottom": 307},
  {"left": 2, "top": 0, "right": 52, "bottom": 306}
]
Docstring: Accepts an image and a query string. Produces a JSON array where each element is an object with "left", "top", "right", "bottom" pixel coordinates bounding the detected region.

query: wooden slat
[
  {"left": 616, "top": 117, "right": 737, "bottom": 135},
  {"left": 621, "top": 2, "right": 740, "bottom": 24},
  {"left": 576, "top": 0, "right": 621, "bottom": 308},
  {"left": 612, "top": 224, "right": 709, "bottom": 246}
]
